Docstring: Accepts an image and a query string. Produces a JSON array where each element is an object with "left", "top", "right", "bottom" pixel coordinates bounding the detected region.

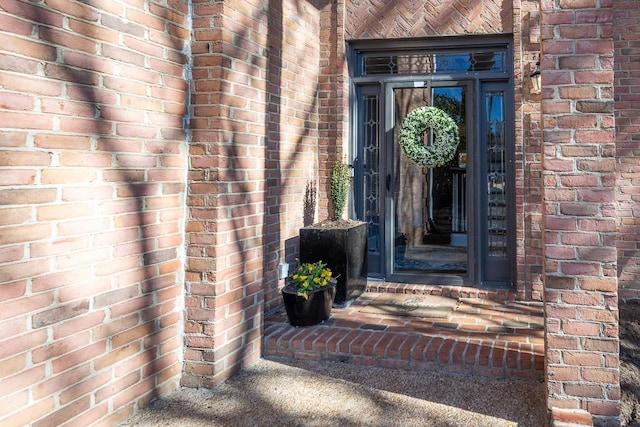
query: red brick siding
[
  {"left": 316, "top": 1, "right": 347, "bottom": 222},
  {"left": 541, "top": 1, "right": 619, "bottom": 425},
  {"left": 0, "top": 0, "right": 629, "bottom": 424},
  {"left": 185, "top": 0, "right": 325, "bottom": 386},
  {"left": 614, "top": 1, "right": 640, "bottom": 301},
  {"left": 518, "top": 0, "right": 545, "bottom": 301},
  {"left": 0, "top": 1, "right": 189, "bottom": 425},
  {"left": 345, "top": 0, "right": 513, "bottom": 38}
]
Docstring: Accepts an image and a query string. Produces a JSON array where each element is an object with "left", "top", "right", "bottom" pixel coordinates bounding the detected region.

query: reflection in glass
[
  {"left": 485, "top": 92, "right": 507, "bottom": 257},
  {"left": 393, "top": 86, "right": 467, "bottom": 274},
  {"left": 363, "top": 51, "right": 505, "bottom": 75},
  {"left": 363, "top": 95, "right": 380, "bottom": 258}
]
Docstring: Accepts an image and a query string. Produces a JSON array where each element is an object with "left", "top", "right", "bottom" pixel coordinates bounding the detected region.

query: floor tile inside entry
[{"left": 264, "top": 283, "right": 545, "bottom": 379}]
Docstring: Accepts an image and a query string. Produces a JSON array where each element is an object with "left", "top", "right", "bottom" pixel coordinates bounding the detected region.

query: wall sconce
[{"left": 530, "top": 59, "right": 541, "bottom": 94}]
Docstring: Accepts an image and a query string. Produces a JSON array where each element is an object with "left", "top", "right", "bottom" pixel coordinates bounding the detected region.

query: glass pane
[
  {"left": 486, "top": 92, "right": 507, "bottom": 258},
  {"left": 393, "top": 86, "right": 467, "bottom": 274},
  {"left": 363, "top": 95, "right": 380, "bottom": 258},
  {"left": 364, "top": 51, "right": 505, "bottom": 75}
]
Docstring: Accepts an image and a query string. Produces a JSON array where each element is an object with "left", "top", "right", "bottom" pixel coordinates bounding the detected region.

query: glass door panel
[
  {"left": 356, "top": 86, "right": 383, "bottom": 276},
  {"left": 353, "top": 79, "right": 513, "bottom": 286},
  {"left": 481, "top": 84, "right": 513, "bottom": 284},
  {"left": 391, "top": 85, "right": 469, "bottom": 276}
]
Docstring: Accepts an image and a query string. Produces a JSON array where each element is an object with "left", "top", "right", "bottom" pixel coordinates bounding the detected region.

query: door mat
[
  {"left": 399, "top": 245, "right": 467, "bottom": 271},
  {"left": 404, "top": 245, "right": 467, "bottom": 262},
  {"left": 359, "top": 294, "right": 458, "bottom": 318}
]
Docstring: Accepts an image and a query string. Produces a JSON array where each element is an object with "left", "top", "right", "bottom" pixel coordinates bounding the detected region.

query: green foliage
[
  {"left": 330, "top": 160, "right": 350, "bottom": 220},
  {"left": 434, "top": 93, "right": 466, "bottom": 157},
  {"left": 290, "top": 260, "right": 333, "bottom": 300},
  {"left": 433, "top": 93, "right": 463, "bottom": 124}
]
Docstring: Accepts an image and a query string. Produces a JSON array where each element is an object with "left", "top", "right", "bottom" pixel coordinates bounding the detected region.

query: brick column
[
  {"left": 540, "top": 1, "right": 619, "bottom": 425},
  {"left": 184, "top": 2, "right": 268, "bottom": 387},
  {"left": 185, "top": 0, "right": 325, "bottom": 386},
  {"left": 614, "top": 1, "right": 640, "bottom": 300}
]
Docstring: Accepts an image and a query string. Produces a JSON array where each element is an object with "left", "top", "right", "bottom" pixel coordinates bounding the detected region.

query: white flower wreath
[{"left": 398, "top": 106, "right": 460, "bottom": 167}]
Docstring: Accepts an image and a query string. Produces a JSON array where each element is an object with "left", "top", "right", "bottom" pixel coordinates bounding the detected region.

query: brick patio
[{"left": 264, "top": 283, "right": 544, "bottom": 380}]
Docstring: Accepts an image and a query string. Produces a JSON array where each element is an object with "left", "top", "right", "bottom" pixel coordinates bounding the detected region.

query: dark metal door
[
  {"left": 384, "top": 82, "right": 473, "bottom": 285},
  {"left": 351, "top": 40, "right": 514, "bottom": 288}
]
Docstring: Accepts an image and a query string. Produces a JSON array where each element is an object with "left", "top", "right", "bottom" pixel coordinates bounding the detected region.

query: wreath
[{"left": 398, "top": 106, "right": 460, "bottom": 167}]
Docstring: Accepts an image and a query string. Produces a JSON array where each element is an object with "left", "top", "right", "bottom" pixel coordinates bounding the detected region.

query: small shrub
[{"left": 330, "top": 160, "right": 350, "bottom": 220}]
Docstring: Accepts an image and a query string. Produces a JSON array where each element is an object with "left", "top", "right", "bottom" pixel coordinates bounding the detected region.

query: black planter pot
[
  {"left": 299, "top": 221, "right": 368, "bottom": 307},
  {"left": 281, "top": 278, "right": 336, "bottom": 327}
]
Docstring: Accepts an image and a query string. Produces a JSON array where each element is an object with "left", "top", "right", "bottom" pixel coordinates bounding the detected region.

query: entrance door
[
  {"left": 355, "top": 80, "right": 513, "bottom": 287},
  {"left": 388, "top": 82, "right": 472, "bottom": 285},
  {"left": 350, "top": 39, "right": 514, "bottom": 288}
]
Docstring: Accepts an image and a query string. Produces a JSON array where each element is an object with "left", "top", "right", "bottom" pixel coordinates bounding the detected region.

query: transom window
[{"left": 362, "top": 50, "right": 506, "bottom": 75}]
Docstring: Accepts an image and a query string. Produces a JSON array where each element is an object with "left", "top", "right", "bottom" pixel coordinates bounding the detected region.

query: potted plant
[
  {"left": 281, "top": 260, "right": 337, "bottom": 326},
  {"left": 299, "top": 159, "right": 368, "bottom": 307}
]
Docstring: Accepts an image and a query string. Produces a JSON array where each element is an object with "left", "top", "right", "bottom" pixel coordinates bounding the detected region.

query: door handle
[{"left": 386, "top": 174, "right": 391, "bottom": 191}]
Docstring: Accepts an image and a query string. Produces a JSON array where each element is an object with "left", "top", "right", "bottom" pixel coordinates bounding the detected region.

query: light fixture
[{"left": 530, "top": 59, "right": 541, "bottom": 94}]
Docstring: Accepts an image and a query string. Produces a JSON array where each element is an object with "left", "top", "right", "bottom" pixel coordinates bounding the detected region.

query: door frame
[
  {"left": 384, "top": 80, "right": 475, "bottom": 286},
  {"left": 477, "top": 81, "right": 517, "bottom": 287},
  {"left": 348, "top": 35, "right": 515, "bottom": 288}
]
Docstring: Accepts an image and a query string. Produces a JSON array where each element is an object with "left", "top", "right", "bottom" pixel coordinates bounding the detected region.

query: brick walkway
[{"left": 264, "top": 283, "right": 545, "bottom": 379}]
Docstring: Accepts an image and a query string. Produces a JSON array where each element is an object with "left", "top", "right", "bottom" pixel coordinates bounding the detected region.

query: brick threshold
[{"left": 263, "top": 282, "right": 545, "bottom": 380}]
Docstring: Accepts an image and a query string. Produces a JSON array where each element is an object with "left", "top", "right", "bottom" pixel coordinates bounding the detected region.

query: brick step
[
  {"left": 365, "top": 282, "right": 517, "bottom": 302},
  {"left": 263, "top": 283, "right": 545, "bottom": 380}
]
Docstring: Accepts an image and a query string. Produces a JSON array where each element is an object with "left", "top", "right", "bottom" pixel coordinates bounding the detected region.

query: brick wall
[
  {"left": 540, "top": 1, "right": 619, "bottom": 425},
  {"left": 183, "top": 0, "right": 325, "bottom": 387},
  {"left": 0, "top": 1, "right": 189, "bottom": 425},
  {"left": 345, "top": 0, "right": 513, "bottom": 38},
  {"left": 614, "top": 1, "right": 640, "bottom": 301},
  {"left": 518, "top": 0, "right": 545, "bottom": 301},
  {"left": 0, "top": 0, "right": 630, "bottom": 425},
  {"left": 317, "top": 1, "right": 347, "bottom": 221}
]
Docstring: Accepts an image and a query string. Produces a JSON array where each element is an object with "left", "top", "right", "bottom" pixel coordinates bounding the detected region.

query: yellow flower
[{"left": 289, "top": 260, "right": 333, "bottom": 300}]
